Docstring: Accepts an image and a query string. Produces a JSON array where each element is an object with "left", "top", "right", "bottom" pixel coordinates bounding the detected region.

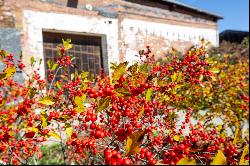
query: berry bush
[{"left": 0, "top": 39, "right": 249, "bottom": 165}]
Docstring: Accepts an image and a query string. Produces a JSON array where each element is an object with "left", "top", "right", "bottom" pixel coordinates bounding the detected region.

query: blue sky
[{"left": 178, "top": 0, "right": 249, "bottom": 32}]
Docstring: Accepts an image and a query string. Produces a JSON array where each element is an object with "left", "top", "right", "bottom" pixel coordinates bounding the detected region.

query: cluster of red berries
[
  {"left": 139, "top": 148, "right": 157, "bottom": 165},
  {"left": 104, "top": 148, "right": 133, "bottom": 165},
  {"left": 57, "top": 55, "right": 72, "bottom": 67}
]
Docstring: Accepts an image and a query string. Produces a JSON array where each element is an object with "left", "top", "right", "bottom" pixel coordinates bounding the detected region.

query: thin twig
[
  {"left": 48, "top": 67, "right": 61, "bottom": 95},
  {"left": 57, "top": 122, "right": 67, "bottom": 165}
]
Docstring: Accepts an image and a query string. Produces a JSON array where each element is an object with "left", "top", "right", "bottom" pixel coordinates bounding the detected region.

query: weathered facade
[{"left": 0, "top": 0, "right": 222, "bottom": 80}]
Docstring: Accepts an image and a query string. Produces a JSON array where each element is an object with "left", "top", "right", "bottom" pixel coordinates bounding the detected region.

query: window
[
  {"left": 67, "top": 0, "right": 78, "bottom": 8},
  {"left": 42, "top": 31, "right": 103, "bottom": 83}
]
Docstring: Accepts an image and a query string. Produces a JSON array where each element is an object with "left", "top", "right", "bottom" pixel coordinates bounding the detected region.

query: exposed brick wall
[
  {"left": 119, "top": 17, "right": 218, "bottom": 63},
  {"left": 0, "top": 0, "right": 220, "bottom": 76},
  {"left": 0, "top": 0, "right": 15, "bottom": 28}
]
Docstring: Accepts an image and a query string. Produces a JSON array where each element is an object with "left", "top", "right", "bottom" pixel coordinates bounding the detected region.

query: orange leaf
[{"left": 125, "top": 130, "right": 145, "bottom": 156}]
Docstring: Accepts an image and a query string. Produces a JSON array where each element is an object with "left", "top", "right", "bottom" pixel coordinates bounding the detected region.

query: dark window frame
[
  {"left": 67, "top": 0, "right": 78, "bottom": 8},
  {"left": 42, "top": 30, "right": 109, "bottom": 84}
]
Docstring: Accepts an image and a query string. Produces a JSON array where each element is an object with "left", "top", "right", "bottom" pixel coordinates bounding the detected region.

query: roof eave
[{"left": 162, "top": 0, "right": 223, "bottom": 20}]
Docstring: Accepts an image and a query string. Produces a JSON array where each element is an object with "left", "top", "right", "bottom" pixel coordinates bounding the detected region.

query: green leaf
[
  {"left": 71, "top": 73, "right": 75, "bottom": 81},
  {"left": 110, "top": 62, "right": 118, "bottom": 70},
  {"left": 39, "top": 58, "right": 42, "bottom": 65},
  {"left": 177, "top": 157, "right": 196, "bottom": 165},
  {"left": 157, "top": 80, "right": 168, "bottom": 87},
  {"left": 28, "top": 87, "right": 36, "bottom": 99},
  {"left": 171, "top": 73, "right": 177, "bottom": 82},
  {"left": 128, "top": 62, "right": 138, "bottom": 73},
  {"left": 210, "top": 150, "right": 227, "bottom": 165},
  {"left": 51, "top": 63, "right": 59, "bottom": 71},
  {"left": 38, "top": 96, "right": 55, "bottom": 106},
  {"left": 47, "top": 59, "right": 52, "bottom": 69},
  {"left": 56, "top": 81, "right": 62, "bottom": 90},
  {"left": 176, "top": 72, "right": 183, "bottom": 82},
  {"left": 97, "top": 96, "right": 111, "bottom": 112},
  {"left": 168, "top": 66, "right": 174, "bottom": 71},
  {"left": 112, "top": 62, "right": 128, "bottom": 84},
  {"left": 139, "top": 63, "right": 148, "bottom": 74},
  {"left": 146, "top": 88, "right": 153, "bottom": 102},
  {"left": 114, "top": 88, "right": 131, "bottom": 97},
  {"left": 211, "top": 68, "right": 220, "bottom": 74},
  {"left": 0, "top": 50, "right": 8, "bottom": 61},
  {"left": 199, "top": 75, "right": 204, "bottom": 81},
  {"left": 152, "top": 130, "right": 159, "bottom": 137},
  {"left": 30, "top": 56, "right": 35, "bottom": 66}
]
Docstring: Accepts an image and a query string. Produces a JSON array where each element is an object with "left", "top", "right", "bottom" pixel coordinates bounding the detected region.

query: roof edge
[{"left": 162, "top": 0, "right": 223, "bottom": 19}]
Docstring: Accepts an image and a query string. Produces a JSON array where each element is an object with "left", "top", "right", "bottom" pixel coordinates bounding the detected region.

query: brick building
[{"left": 0, "top": 0, "right": 222, "bottom": 81}]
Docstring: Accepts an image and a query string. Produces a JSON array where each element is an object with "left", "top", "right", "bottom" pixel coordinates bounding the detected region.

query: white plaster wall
[
  {"left": 22, "top": 10, "right": 119, "bottom": 78},
  {"left": 121, "top": 18, "right": 219, "bottom": 64}
]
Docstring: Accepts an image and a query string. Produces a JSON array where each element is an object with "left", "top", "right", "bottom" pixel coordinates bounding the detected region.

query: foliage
[{"left": 0, "top": 39, "right": 249, "bottom": 165}]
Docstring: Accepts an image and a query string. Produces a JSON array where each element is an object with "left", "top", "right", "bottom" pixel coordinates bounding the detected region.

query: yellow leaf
[
  {"left": 30, "top": 56, "right": 35, "bottom": 66},
  {"left": 0, "top": 66, "right": 16, "bottom": 80},
  {"left": 233, "top": 128, "right": 240, "bottom": 145},
  {"left": 137, "top": 106, "right": 144, "bottom": 120},
  {"left": 210, "top": 150, "right": 227, "bottom": 165},
  {"left": 177, "top": 157, "right": 196, "bottom": 165},
  {"left": 51, "top": 63, "right": 59, "bottom": 71},
  {"left": 173, "top": 135, "right": 180, "bottom": 141},
  {"left": 0, "top": 98, "right": 6, "bottom": 107},
  {"left": 211, "top": 76, "right": 216, "bottom": 81},
  {"left": 112, "top": 61, "right": 128, "bottom": 85},
  {"left": 38, "top": 96, "right": 55, "bottom": 106},
  {"left": 220, "top": 132, "right": 226, "bottom": 138},
  {"left": 28, "top": 87, "right": 36, "bottom": 99},
  {"left": 48, "top": 132, "right": 60, "bottom": 140},
  {"left": 97, "top": 96, "right": 111, "bottom": 112},
  {"left": 146, "top": 88, "right": 153, "bottom": 102},
  {"left": 176, "top": 72, "right": 183, "bottom": 82},
  {"left": 216, "top": 125, "right": 223, "bottom": 131},
  {"left": 158, "top": 80, "right": 168, "bottom": 87},
  {"left": 62, "top": 39, "right": 72, "bottom": 50},
  {"left": 239, "top": 145, "right": 249, "bottom": 165},
  {"left": 210, "top": 68, "right": 220, "bottom": 74},
  {"left": 66, "top": 126, "right": 73, "bottom": 140},
  {"left": 28, "top": 127, "right": 39, "bottom": 133},
  {"left": 75, "top": 106, "right": 86, "bottom": 113},
  {"left": 74, "top": 94, "right": 86, "bottom": 107},
  {"left": 126, "top": 130, "right": 145, "bottom": 156},
  {"left": 114, "top": 88, "right": 131, "bottom": 97},
  {"left": 156, "top": 162, "right": 168, "bottom": 165},
  {"left": 171, "top": 73, "right": 177, "bottom": 82},
  {"left": 40, "top": 111, "right": 48, "bottom": 127},
  {"left": 8, "top": 131, "right": 15, "bottom": 136},
  {"left": 56, "top": 81, "right": 62, "bottom": 89}
]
